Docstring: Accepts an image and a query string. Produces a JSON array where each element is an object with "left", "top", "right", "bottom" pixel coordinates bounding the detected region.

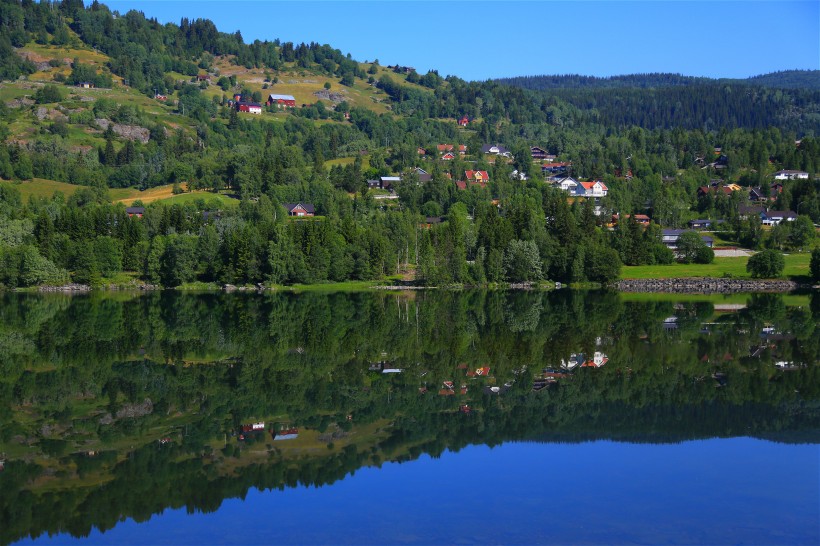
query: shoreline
[{"left": 20, "top": 278, "right": 817, "bottom": 294}]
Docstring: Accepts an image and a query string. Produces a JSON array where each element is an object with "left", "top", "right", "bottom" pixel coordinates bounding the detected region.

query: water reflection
[{"left": 1, "top": 290, "right": 818, "bottom": 545}]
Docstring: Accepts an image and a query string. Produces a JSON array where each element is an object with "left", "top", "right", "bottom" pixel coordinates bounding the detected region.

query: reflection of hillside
[{"left": 0, "top": 290, "right": 818, "bottom": 545}]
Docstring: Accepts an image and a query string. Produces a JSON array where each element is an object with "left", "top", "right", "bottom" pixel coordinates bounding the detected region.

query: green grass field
[{"left": 621, "top": 254, "right": 812, "bottom": 280}]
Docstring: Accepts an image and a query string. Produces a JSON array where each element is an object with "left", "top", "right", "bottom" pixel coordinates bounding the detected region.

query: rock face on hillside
[
  {"left": 615, "top": 278, "right": 805, "bottom": 293},
  {"left": 95, "top": 118, "right": 150, "bottom": 143},
  {"left": 313, "top": 90, "right": 346, "bottom": 103}
]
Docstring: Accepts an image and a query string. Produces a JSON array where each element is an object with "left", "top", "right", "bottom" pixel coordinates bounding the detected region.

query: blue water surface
[{"left": 20, "top": 438, "right": 820, "bottom": 545}]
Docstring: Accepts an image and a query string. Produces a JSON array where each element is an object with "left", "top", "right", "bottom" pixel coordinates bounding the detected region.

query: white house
[
  {"left": 555, "top": 176, "right": 579, "bottom": 192},
  {"left": 574, "top": 180, "right": 608, "bottom": 198},
  {"left": 760, "top": 210, "right": 798, "bottom": 226}
]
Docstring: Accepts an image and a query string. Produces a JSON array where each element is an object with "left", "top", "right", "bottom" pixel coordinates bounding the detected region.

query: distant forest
[{"left": 494, "top": 70, "right": 820, "bottom": 90}]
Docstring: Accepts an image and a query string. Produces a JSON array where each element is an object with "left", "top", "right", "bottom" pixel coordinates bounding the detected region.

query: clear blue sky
[{"left": 104, "top": 1, "right": 819, "bottom": 81}]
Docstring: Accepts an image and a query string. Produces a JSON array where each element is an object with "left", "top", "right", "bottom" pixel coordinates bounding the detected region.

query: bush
[
  {"left": 811, "top": 248, "right": 820, "bottom": 282},
  {"left": 34, "top": 84, "right": 63, "bottom": 104},
  {"left": 746, "top": 249, "right": 785, "bottom": 278}
]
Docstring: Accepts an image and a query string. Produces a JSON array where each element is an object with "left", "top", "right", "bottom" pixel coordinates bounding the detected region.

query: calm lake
[{"left": 2, "top": 290, "right": 819, "bottom": 545}]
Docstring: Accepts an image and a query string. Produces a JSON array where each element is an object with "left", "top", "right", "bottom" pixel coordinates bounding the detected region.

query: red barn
[{"left": 267, "top": 93, "right": 297, "bottom": 107}]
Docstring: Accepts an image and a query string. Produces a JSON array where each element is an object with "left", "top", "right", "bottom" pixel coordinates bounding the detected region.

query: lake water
[{"left": 2, "top": 290, "right": 819, "bottom": 545}]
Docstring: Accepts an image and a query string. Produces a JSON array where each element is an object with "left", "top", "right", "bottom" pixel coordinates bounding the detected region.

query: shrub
[
  {"left": 810, "top": 248, "right": 820, "bottom": 283},
  {"left": 34, "top": 84, "right": 63, "bottom": 104},
  {"left": 746, "top": 249, "right": 785, "bottom": 278}
]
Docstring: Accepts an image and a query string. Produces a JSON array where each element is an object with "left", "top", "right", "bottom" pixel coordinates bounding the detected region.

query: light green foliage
[{"left": 503, "top": 239, "right": 542, "bottom": 282}]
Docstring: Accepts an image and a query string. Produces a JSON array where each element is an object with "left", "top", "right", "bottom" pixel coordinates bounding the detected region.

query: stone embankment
[
  {"left": 38, "top": 284, "right": 91, "bottom": 292},
  {"left": 616, "top": 278, "right": 808, "bottom": 293},
  {"left": 36, "top": 283, "right": 159, "bottom": 292}
]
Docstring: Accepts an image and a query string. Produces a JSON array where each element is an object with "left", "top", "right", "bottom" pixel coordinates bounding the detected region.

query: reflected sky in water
[{"left": 22, "top": 438, "right": 819, "bottom": 545}]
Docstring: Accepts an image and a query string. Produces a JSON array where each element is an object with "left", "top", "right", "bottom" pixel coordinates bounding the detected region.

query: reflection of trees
[{"left": 0, "top": 290, "right": 818, "bottom": 544}]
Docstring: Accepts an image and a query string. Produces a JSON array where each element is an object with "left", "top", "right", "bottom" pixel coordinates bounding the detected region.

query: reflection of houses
[
  {"left": 663, "top": 316, "right": 678, "bottom": 330},
  {"left": 438, "top": 381, "right": 467, "bottom": 395},
  {"left": 582, "top": 352, "right": 609, "bottom": 367},
  {"left": 561, "top": 354, "right": 585, "bottom": 370},
  {"left": 774, "top": 170, "right": 809, "bottom": 180},
  {"left": 558, "top": 352, "right": 609, "bottom": 370},
  {"left": 273, "top": 427, "right": 299, "bottom": 441},
  {"left": 238, "top": 422, "right": 265, "bottom": 440}
]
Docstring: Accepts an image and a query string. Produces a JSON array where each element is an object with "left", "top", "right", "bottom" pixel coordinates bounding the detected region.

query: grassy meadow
[{"left": 621, "top": 253, "right": 812, "bottom": 280}]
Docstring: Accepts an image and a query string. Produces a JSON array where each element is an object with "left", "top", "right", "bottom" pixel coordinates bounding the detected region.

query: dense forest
[
  {"left": 495, "top": 70, "right": 820, "bottom": 90},
  {"left": 0, "top": 0, "right": 819, "bottom": 289},
  {"left": 0, "top": 290, "right": 818, "bottom": 544}
]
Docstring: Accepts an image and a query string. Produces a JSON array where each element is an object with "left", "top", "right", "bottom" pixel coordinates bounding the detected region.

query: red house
[
  {"left": 196, "top": 74, "right": 210, "bottom": 81},
  {"left": 267, "top": 93, "right": 296, "bottom": 107},
  {"left": 284, "top": 203, "right": 315, "bottom": 217},
  {"left": 458, "top": 116, "right": 469, "bottom": 127},
  {"left": 237, "top": 102, "right": 262, "bottom": 114},
  {"left": 464, "top": 170, "right": 489, "bottom": 183}
]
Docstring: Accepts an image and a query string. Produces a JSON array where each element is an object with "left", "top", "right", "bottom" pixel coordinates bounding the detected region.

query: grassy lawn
[
  {"left": 621, "top": 253, "right": 812, "bottom": 280},
  {"left": 111, "top": 184, "right": 239, "bottom": 207},
  {"left": 1, "top": 178, "right": 81, "bottom": 200}
]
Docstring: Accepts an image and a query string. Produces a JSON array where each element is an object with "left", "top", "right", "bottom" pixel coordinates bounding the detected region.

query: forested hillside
[
  {"left": 495, "top": 70, "right": 820, "bottom": 90},
  {"left": 0, "top": 0, "right": 818, "bottom": 289}
]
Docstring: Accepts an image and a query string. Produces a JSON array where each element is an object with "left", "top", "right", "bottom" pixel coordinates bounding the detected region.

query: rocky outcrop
[
  {"left": 95, "top": 118, "right": 150, "bottom": 143},
  {"left": 616, "top": 278, "right": 807, "bottom": 293}
]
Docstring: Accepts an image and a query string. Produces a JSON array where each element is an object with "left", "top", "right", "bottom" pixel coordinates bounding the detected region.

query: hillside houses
[
  {"left": 481, "top": 144, "right": 511, "bottom": 157},
  {"left": 457, "top": 170, "right": 489, "bottom": 190}
]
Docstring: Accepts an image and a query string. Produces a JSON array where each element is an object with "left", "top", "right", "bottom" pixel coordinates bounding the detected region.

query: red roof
[
  {"left": 465, "top": 170, "right": 489, "bottom": 180},
  {"left": 437, "top": 144, "right": 454, "bottom": 152},
  {"left": 580, "top": 181, "right": 607, "bottom": 191}
]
